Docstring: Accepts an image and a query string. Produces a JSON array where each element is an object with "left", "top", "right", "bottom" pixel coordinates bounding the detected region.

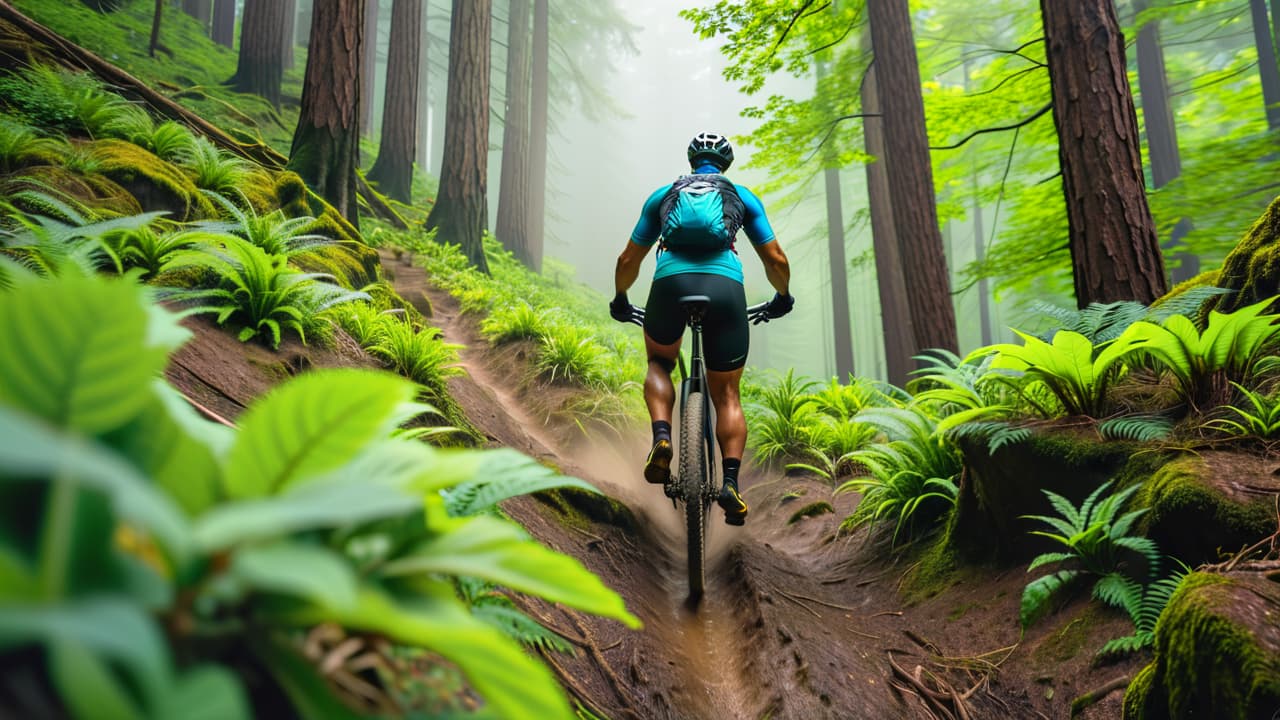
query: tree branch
[
  {"left": 929, "top": 102, "right": 1052, "bottom": 151},
  {"left": 772, "top": 0, "right": 818, "bottom": 55}
]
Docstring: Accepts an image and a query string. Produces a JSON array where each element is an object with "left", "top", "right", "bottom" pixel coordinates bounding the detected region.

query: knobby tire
[{"left": 681, "top": 390, "right": 709, "bottom": 599}]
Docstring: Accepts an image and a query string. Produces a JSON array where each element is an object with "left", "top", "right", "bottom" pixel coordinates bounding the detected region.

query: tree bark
[
  {"left": 230, "top": 0, "right": 290, "bottom": 109},
  {"left": 415, "top": 2, "right": 429, "bottom": 170},
  {"left": 816, "top": 55, "right": 854, "bottom": 379},
  {"left": 495, "top": 0, "right": 533, "bottom": 266},
  {"left": 525, "top": 0, "right": 548, "bottom": 272},
  {"left": 148, "top": 0, "right": 163, "bottom": 57},
  {"left": 1251, "top": 0, "right": 1280, "bottom": 131},
  {"left": 961, "top": 54, "right": 993, "bottom": 346},
  {"left": 211, "top": 0, "right": 234, "bottom": 48},
  {"left": 1041, "top": 0, "right": 1167, "bottom": 307},
  {"left": 862, "top": 59, "right": 915, "bottom": 388},
  {"left": 360, "top": 0, "right": 380, "bottom": 136},
  {"left": 367, "top": 0, "right": 422, "bottom": 203},
  {"left": 288, "top": 0, "right": 366, "bottom": 228},
  {"left": 1134, "top": 0, "right": 1197, "bottom": 284},
  {"left": 180, "top": 0, "right": 211, "bottom": 27},
  {"left": 424, "top": 0, "right": 491, "bottom": 272},
  {"left": 281, "top": 0, "right": 298, "bottom": 70},
  {"left": 867, "top": 0, "right": 958, "bottom": 356}
]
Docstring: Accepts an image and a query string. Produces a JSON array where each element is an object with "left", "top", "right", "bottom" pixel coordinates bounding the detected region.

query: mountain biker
[{"left": 610, "top": 132, "right": 793, "bottom": 526}]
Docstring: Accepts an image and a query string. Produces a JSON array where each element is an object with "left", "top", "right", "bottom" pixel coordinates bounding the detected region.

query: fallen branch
[{"left": 1070, "top": 675, "right": 1130, "bottom": 717}]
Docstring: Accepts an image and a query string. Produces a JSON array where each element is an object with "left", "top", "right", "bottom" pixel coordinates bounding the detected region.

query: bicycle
[{"left": 625, "top": 295, "right": 770, "bottom": 600}]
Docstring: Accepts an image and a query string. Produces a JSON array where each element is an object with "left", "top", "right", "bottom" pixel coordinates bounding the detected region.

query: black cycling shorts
[{"left": 644, "top": 273, "right": 749, "bottom": 372}]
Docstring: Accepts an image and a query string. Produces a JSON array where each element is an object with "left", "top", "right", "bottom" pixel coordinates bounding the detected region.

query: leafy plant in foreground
[
  {"left": 161, "top": 234, "right": 366, "bottom": 347},
  {"left": 1, "top": 194, "right": 165, "bottom": 281},
  {"left": 971, "top": 329, "right": 1133, "bottom": 418},
  {"left": 0, "top": 270, "right": 638, "bottom": 719},
  {"left": 1020, "top": 480, "right": 1158, "bottom": 627},
  {"left": 199, "top": 190, "right": 332, "bottom": 257},
  {"left": 744, "top": 369, "right": 819, "bottom": 466},
  {"left": 1092, "top": 564, "right": 1190, "bottom": 658},
  {"left": 1203, "top": 382, "right": 1280, "bottom": 438}
]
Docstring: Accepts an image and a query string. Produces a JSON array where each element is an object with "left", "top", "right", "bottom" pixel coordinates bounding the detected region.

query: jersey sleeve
[
  {"left": 629, "top": 185, "right": 672, "bottom": 246},
  {"left": 735, "top": 185, "right": 777, "bottom": 246}
]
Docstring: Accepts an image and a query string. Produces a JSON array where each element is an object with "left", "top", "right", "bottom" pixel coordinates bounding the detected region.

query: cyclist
[{"left": 610, "top": 132, "right": 793, "bottom": 526}]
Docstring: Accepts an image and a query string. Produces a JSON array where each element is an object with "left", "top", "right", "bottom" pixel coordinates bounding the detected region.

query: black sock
[
  {"left": 652, "top": 420, "right": 671, "bottom": 444},
  {"left": 723, "top": 458, "right": 741, "bottom": 487}
]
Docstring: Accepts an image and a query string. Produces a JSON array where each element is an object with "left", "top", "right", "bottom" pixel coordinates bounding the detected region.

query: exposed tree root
[{"left": 1069, "top": 674, "right": 1130, "bottom": 717}]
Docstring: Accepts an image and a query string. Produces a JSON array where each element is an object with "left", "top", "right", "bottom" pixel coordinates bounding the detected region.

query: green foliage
[
  {"left": 1119, "top": 298, "right": 1280, "bottom": 407},
  {"left": 536, "top": 326, "right": 607, "bottom": 385},
  {"left": 1, "top": 193, "right": 166, "bottom": 280},
  {"left": 481, "top": 301, "right": 552, "bottom": 344},
  {"left": 744, "top": 369, "right": 819, "bottom": 466},
  {"left": 1020, "top": 481, "right": 1159, "bottom": 627},
  {"left": 1097, "top": 415, "right": 1174, "bottom": 442},
  {"left": 161, "top": 234, "right": 366, "bottom": 348},
  {"left": 944, "top": 420, "right": 1032, "bottom": 455},
  {"left": 972, "top": 329, "right": 1133, "bottom": 417},
  {"left": 200, "top": 191, "right": 333, "bottom": 257},
  {"left": 1203, "top": 382, "right": 1280, "bottom": 438},
  {"left": 147, "top": 121, "right": 199, "bottom": 164},
  {"left": 104, "top": 226, "right": 199, "bottom": 279},
  {"left": 836, "top": 406, "right": 961, "bottom": 546},
  {"left": 0, "top": 270, "right": 638, "bottom": 719},
  {"left": 367, "top": 318, "right": 465, "bottom": 402},
  {"left": 180, "top": 138, "right": 252, "bottom": 195},
  {"left": 0, "top": 117, "right": 66, "bottom": 172},
  {"left": 1093, "top": 565, "right": 1190, "bottom": 659}
]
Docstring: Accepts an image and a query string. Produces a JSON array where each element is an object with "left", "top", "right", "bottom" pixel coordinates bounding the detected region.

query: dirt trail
[{"left": 382, "top": 250, "right": 1142, "bottom": 720}]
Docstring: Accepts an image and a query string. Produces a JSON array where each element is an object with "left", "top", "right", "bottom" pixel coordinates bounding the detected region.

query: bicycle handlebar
[{"left": 622, "top": 301, "right": 773, "bottom": 327}]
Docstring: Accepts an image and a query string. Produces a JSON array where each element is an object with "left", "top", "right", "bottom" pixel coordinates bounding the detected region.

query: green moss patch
[
  {"left": 1122, "top": 571, "right": 1280, "bottom": 719},
  {"left": 787, "top": 501, "right": 834, "bottom": 524},
  {"left": 534, "top": 487, "right": 637, "bottom": 535},
  {"left": 1202, "top": 194, "right": 1280, "bottom": 319},
  {"left": 90, "top": 139, "right": 214, "bottom": 220},
  {"left": 1137, "top": 454, "right": 1278, "bottom": 565}
]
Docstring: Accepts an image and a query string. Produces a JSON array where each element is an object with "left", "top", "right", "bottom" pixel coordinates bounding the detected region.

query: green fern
[
  {"left": 367, "top": 318, "right": 464, "bottom": 401},
  {"left": 443, "top": 449, "right": 598, "bottom": 517},
  {"left": 481, "top": 301, "right": 551, "bottom": 344},
  {"left": 1093, "top": 565, "right": 1190, "bottom": 658},
  {"left": 1098, "top": 415, "right": 1173, "bottom": 442},
  {"left": 944, "top": 420, "right": 1031, "bottom": 455},
  {"left": 1020, "top": 569, "right": 1082, "bottom": 627},
  {"left": 1204, "top": 382, "right": 1280, "bottom": 438}
]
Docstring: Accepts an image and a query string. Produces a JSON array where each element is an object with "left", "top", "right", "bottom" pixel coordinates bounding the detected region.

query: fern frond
[
  {"left": 1098, "top": 415, "right": 1173, "bottom": 442},
  {"left": 1092, "top": 572, "right": 1142, "bottom": 614},
  {"left": 1021, "top": 569, "right": 1081, "bottom": 627},
  {"left": 471, "top": 602, "right": 576, "bottom": 655}
]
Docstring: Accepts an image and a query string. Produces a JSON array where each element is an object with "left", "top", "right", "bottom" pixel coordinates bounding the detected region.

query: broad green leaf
[
  {"left": 382, "top": 514, "right": 640, "bottom": 629},
  {"left": 156, "top": 666, "right": 250, "bottom": 720},
  {"left": 0, "top": 272, "right": 187, "bottom": 433},
  {"left": 49, "top": 638, "right": 140, "bottom": 720},
  {"left": 223, "top": 369, "right": 419, "bottom": 498},
  {"left": 193, "top": 474, "right": 420, "bottom": 550},
  {"left": 0, "top": 407, "right": 192, "bottom": 566},
  {"left": 230, "top": 541, "right": 357, "bottom": 610},
  {"left": 1025, "top": 552, "right": 1074, "bottom": 573},
  {"left": 447, "top": 449, "right": 600, "bottom": 517},
  {"left": 290, "top": 585, "right": 577, "bottom": 720}
]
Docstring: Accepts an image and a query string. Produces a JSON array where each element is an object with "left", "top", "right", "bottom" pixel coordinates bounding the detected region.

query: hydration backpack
[{"left": 658, "top": 174, "right": 745, "bottom": 251}]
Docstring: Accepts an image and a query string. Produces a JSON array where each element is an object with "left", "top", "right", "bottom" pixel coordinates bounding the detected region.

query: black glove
[
  {"left": 610, "top": 292, "right": 643, "bottom": 324},
  {"left": 749, "top": 292, "right": 795, "bottom": 325}
]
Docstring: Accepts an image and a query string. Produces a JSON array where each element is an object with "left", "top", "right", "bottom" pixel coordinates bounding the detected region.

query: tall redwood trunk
[
  {"left": 211, "top": 0, "right": 234, "bottom": 48},
  {"left": 288, "top": 0, "right": 366, "bottom": 227},
  {"left": 425, "top": 0, "right": 492, "bottom": 272},
  {"left": 368, "top": 0, "right": 422, "bottom": 203},
  {"left": 816, "top": 55, "right": 853, "bottom": 379},
  {"left": 496, "top": 0, "right": 533, "bottom": 266},
  {"left": 525, "top": 0, "right": 548, "bottom": 272},
  {"left": 1135, "top": 0, "right": 1196, "bottom": 284},
  {"left": 1041, "top": 0, "right": 1167, "bottom": 306},
  {"left": 415, "top": 3, "right": 430, "bottom": 170},
  {"left": 867, "top": 0, "right": 958, "bottom": 355},
  {"left": 361, "top": 0, "right": 380, "bottom": 136},
  {"left": 230, "top": 0, "right": 290, "bottom": 108},
  {"left": 862, "top": 59, "right": 915, "bottom": 387},
  {"left": 281, "top": 0, "right": 298, "bottom": 70},
  {"left": 1251, "top": 0, "right": 1280, "bottom": 130},
  {"left": 148, "top": 0, "right": 163, "bottom": 57},
  {"left": 181, "top": 0, "right": 211, "bottom": 27}
]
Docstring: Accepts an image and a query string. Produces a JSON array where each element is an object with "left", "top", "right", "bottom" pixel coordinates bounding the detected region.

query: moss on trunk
[{"left": 1201, "top": 194, "right": 1280, "bottom": 321}]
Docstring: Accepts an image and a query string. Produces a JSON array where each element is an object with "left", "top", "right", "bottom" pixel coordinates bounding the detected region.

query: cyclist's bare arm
[
  {"left": 614, "top": 240, "right": 651, "bottom": 295},
  {"left": 752, "top": 240, "right": 791, "bottom": 296}
]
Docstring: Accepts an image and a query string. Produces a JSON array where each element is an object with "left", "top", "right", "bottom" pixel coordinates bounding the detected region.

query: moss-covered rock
[
  {"left": 3, "top": 165, "right": 140, "bottom": 216},
  {"left": 271, "top": 171, "right": 380, "bottom": 288},
  {"left": 1201, "top": 194, "right": 1280, "bottom": 320},
  {"left": 90, "top": 139, "right": 215, "bottom": 220},
  {"left": 951, "top": 430, "right": 1152, "bottom": 562},
  {"left": 1137, "top": 454, "right": 1278, "bottom": 565},
  {"left": 1122, "top": 571, "right": 1280, "bottom": 719}
]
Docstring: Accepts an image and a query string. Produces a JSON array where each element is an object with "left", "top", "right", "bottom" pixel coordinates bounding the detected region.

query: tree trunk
[
  {"left": 867, "top": 0, "right": 958, "bottom": 356},
  {"left": 961, "top": 54, "right": 993, "bottom": 346},
  {"left": 495, "top": 0, "right": 533, "bottom": 266},
  {"left": 1251, "top": 0, "right": 1280, "bottom": 130},
  {"left": 816, "top": 55, "right": 853, "bottom": 379},
  {"left": 367, "top": 0, "right": 422, "bottom": 203},
  {"left": 180, "top": 0, "right": 211, "bottom": 26},
  {"left": 288, "top": 0, "right": 365, "bottom": 227},
  {"left": 281, "top": 0, "right": 298, "bottom": 70},
  {"left": 148, "top": 0, "right": 163, "bottom": 57},
  {"left": 415, "top": 2, "right": 429, "bottom": 170},
  {"left": 525, "top": 0, "right": 548, "bottom": 272},
  {"left": 424, "top": 0, "right": 491, "bottom": 272},
  {"left": 1041, "top": 0, "right": 1167, "bottom": 307},
  {"left": 230, "top": 0, "right": 289, "bottom": 109},
  {"left": 862, "top": 59, "right": 915, "bottom": 388},
  {"left": 1134, "top": 0, "right": 1197, "bottom": 284},
  {"left": 361, "top": 0, "right": 380, "bottom": 136},
  {"left": 211, "top": 0, "right": 234, "bottom": 48}
]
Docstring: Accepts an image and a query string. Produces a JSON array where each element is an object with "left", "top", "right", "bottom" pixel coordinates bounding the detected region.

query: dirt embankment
[{"left": 381, "top": 250, "right": 1150, "bottom": 720}]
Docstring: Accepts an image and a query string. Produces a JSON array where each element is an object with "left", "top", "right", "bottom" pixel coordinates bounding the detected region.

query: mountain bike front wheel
[{"left": 681, "top": 390, "right": 710, "bottom": 600}]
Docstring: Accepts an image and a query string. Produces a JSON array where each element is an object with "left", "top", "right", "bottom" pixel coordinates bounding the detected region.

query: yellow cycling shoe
[
  {"left": 717, "top": 481, "right": 748, "bottom": 526},
  {"left": 643, "top": 439, "right": 672, "bottom": 484}
]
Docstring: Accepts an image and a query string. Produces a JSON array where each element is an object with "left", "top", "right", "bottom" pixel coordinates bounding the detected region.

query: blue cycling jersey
[{"left": 629, "top": 163, "right": 777, "bottom": 284}]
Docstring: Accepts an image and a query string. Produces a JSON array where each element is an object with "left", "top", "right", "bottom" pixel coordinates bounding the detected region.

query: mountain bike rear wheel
[{"left": 680, "top": 390, "right": 709, "bottom": 599}]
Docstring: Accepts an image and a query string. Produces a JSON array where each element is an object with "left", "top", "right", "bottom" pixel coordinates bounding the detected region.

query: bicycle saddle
[{"left": 678, "top": 295, "right": 711, "bottom": 322}]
